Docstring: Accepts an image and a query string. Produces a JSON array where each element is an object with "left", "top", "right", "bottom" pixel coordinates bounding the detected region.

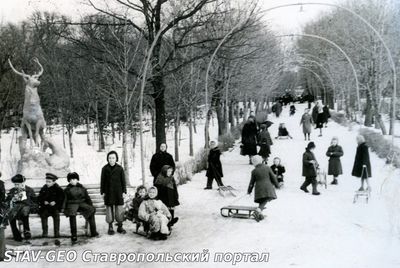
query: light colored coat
[{"left": 138, "top": 199, "right": 171, "bottom": 234}]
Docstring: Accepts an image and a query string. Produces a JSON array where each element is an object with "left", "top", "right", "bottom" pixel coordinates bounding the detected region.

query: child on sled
[
  {"left": 275, "top": 123, "right": 293, "bottom": 139},
  {"left": 270, "top": 157, "right": 286, "bottom": 188}
]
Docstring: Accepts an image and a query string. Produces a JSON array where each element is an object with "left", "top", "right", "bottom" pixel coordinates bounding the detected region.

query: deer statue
[{"left": 8, "top": 57, "right": 47, "bottom": 153}]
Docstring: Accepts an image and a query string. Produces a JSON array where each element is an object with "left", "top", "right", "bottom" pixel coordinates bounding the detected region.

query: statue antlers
[{"left": 8, "top": 57, "right": 47, "bottom": 152}]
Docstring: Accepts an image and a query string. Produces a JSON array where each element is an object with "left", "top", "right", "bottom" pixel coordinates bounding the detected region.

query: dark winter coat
[
  {"left": 241, "top": 121, "right": 258, "bottom": 156},
  {"left": 326, "top": 145, "right": 343, "bottom": 176},
  {"left": 323, "top": 106, "right": 331, "bottom": 122},
  {"left": 278, "top": 127, "right": 290, "bottom": 137},
  {"left": 131, "top": 196, "right": 147, "bottom": 221},
  {"left": 38, "top": 183, "right": 65, "bottom": 213},
  {"left": 206, "top": 147, "right": 223, "bottom": 179},
  {"left": 248, "top": 164, "right": 279, "bottom": 203},
  {"left": 300, "top": 113, "right": 313, "bottom": 134},
  {"left": 257, "top": 130, "right": 273, "bottom": 158},
  {"left": 302, "top": 149, "right": 318, "bottom": 178},
  {"left": 352, "top": 142, "right": 372, "bottom": 178},
  {"left": 100, "top": 163, "right": 127, "bottom": 206},
  {"left": 155, "top": 166, "right": 180, "bottom": 208},
  {"left": 150, "top": 151, "right": 175, "bottom": 178},
  {"left": 312, "top": 105, "right": 319, "bottom": 123},
  {"left": 274, "top": 102, "right": 282, "bottom": 117},
  {"left": 0, "top": 180, "right": 5, "bottom": 204},
  {"left": 290, "top": 105, "right": 296, "bottom": 115},
  {"left": 63, "top": 183, "right": 95, "bottom": 219},
  {"left": 270, "top": 164, "right": 286, "bottom": 178},
  {"left": 6, "top": 186, "right": 38, "bottom": 220}
]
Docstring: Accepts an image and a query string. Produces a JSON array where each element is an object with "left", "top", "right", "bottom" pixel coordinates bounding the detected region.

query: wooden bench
[{"left": 18, "top": 184, "right": 135, "bottom": 233}]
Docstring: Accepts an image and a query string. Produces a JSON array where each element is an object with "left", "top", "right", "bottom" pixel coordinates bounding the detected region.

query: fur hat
[
  {"left": 11, "top": 174, "right": 26, "bottom": 183},
  {"left": 67, "top": 172, "right": 80, "bottom": 182},
  {"left": 45, "top": 173, "right": 58, "bottom": 181},
  {"left": 306, "top": 142, "right": 316, "bottom": 150}
]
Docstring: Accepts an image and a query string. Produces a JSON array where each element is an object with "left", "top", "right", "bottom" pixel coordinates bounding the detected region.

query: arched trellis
[{"left": 276, "top": 34, "right": 360, "bottom": 112}]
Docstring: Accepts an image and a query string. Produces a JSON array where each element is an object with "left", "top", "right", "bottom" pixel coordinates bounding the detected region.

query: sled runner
[
  {"left": 353, "top": 190, "right": 370, "bottom": 203},
  {"left": 220, "top": 206, "right": 258, "bottom": 219},
  {"left": 316, "top": 168, "right": 327, "bottom": 189},
  {"left": 218, "top": 186, "right": 237, "bottom": 197}
]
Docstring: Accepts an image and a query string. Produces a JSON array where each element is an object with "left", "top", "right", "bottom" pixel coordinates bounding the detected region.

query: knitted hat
[
  {"left": 11, "top": 174, "right": 26, "bottom": 183},
  {"left": 306, "top": 142, "right": 316, "bottom": 150},
  {"left": 45, "top": 173, "right": 58, "bottom": 181},
  {"left": 67, "top": 172, "right": 80, "bottom": 182}
]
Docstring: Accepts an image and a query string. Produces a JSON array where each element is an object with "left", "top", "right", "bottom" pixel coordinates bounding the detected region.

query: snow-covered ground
[{"left": 2, "top": 103, "right": 400, "bottom": 268}]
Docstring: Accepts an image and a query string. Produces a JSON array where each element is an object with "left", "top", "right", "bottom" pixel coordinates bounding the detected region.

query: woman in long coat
[
  {"left": 351, "top": 135, "right": 371, "bottom": 191},
  {"left": 300, "top": 142, "right": 320, "bottom": 195},
  {"left": 257, "top": 124, "right": 273, "bottom": 163},
  {"left": 247, "top": 156, "right": 279, "bottom": 221},
  {"left": 326, "top": 137, "right": 343, "bottom": 185},
  {"left": 241, "top": 117, "right": 258, "bottom": 164},
  {"left": 300, "top": 108, "right": 313, "bottom": 141},
  {"left": 101, "top": 151, "right": 127, "bottom": 235}
]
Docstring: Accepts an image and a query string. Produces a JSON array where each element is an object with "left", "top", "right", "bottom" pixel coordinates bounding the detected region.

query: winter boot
[
  {"left": 88, "top": 216, "right": 99, "bottom": 237},
  {"left": 312, "top": 183, "right": 320, "bottom": 195},
  {"left": 204, "top": 177, "right": 213, "bottom": 190},
  {"left": 330, "top": 179, "right": 338, "bottom": 185},
  {"left": 53, "top": 214, "right": 60, "bottom": 238},
  {"left": 117, "top": 223, "right": 126, "bottom": 234},
  {"left": 108, "top": 223, "right": 115, "bottom": 235},
  {"left": 300, "top": 185, "right": 309, "bottom": 193},
  {"left": 69, "top": 216, "right": 77, "bottom": 243},
  {"left": 41, "top": 217, "right": 48, "bottom": 238}
]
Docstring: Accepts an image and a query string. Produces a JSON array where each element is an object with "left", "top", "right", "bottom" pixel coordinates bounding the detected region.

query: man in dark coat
[
  {"left": 352, "top": 135, "right": 372, "bottom": 191},
  {"left": 64, "top": 172, "right": 98, "bottom": 243},
  {"left": 247, "top": 156, "right": 279, "bottom": 222},
  {"left": 6, "top": 174, "right": 38, "bottom": 241},
  {"left": 300, "top": 142, "right": 320, "bottom": 195},
  {"left": 150, "top": 143, "right": 175, "bottom": 184},
  {"left": 205, "top": 141, "right": 224, "bottom": 189},
  {"left": 326, "top": 137, "right": 343, "bottom": 185},
  {"left": 241, "top": 117, "right": 258, "bottom": 164},
  {"left": 38, "top": 173, "right": 65, "bottom": 238},
  {"left": 323, "top": 105, "right": 331, "bottom": 127},
  {"left": 101, "top": 151, "right": 127, "bottom": 235}
]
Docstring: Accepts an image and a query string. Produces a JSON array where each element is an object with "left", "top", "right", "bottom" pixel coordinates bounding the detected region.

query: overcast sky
[{"left": 0, "top": 0, "right": 340, "bottom": 34}]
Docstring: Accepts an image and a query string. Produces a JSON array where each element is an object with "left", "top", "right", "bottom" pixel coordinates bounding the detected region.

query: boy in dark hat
[
  {"left": 38, "top": 173, "right": 65, "bottom": 238},
  {"left": 300, "top": 142, "right": 320, "bottom": 195},
  {"left": 6, "top": 174, "right": 38, "bottom": 241},
  {"left": 64, "top": 172, "right": 98, "bottom": 243}
]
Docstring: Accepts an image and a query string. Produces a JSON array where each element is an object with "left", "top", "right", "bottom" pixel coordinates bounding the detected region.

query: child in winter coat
[
  {"left": 127, "top": 186, "right": 149, "bottom": 233},
  {"left": 326, "top": 137, "right": 344, "bottom": 185},
  {"left": 289, "top": 105, "right": 296, "bottom": 116},
  {"left": 64, "top": 172, "right": 98, "bottom": 243},
  {"left": 154, "top": 165, "right": 180, "bottom": 227},
  {"left": 276, "top": 123, "right": 293, "bottom": 139},
  {"left": 270, "top": 157, "right": 286, "bottom": 187},
  {"left": 257, "top": 124, "right": 273, "bottom": 163},
  {"left": 6, "top": 174, "right": 38, "bottom": 241},
  {"left": 247, "top": 156, "right": 279, "bottom": 222},
  {"left": 38, "top": 173, "right": 65, "bottom": 238},
  {"left": 138, "top": 186, "right": 171, "bottom": 240},
  {"left": 300, "top": 108, "right": 313, "bottom": 141},
  {"left": 205, "top": 140, "right": 224, "bottom": 189}
]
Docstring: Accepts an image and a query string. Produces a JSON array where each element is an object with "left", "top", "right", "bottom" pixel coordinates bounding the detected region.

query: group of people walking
[{"left": 239, "top": 103, "right": 372, "bottom": 221}]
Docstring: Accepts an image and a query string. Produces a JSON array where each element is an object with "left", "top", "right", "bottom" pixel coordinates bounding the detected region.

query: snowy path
[{"left": 7, "top": 104, "right": 400, "bottom": 268}]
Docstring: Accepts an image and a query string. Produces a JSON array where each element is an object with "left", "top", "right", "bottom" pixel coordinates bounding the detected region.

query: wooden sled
[
  {"left": 316, "top": 169, "right": 327, "bottom": 189},
  {"left": 353, "top": 190, "right": 370, "bottom": 203},
  {"left": 220, "top": 206, "right": 258, "bottom": 219},
  {"left": 218, "top": 186, "right": 237, "bottom": 197}
]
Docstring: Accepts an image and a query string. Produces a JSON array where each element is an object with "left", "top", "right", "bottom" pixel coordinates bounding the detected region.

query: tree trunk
[
  {"left": 67, "top": 127, "right": 74, "bottom": 158},
  {"left": 243, "top": 94, "right": 248, "bottom": 120},
  {"left": 95, "top": 101, "right": 105, "bottom": 151},
  {"left": 204, "top": 109, "right": 211, "bottom": 149},
  {"left": 189, "top": 105, "right": 194, "bottom": 156},
  {"left": 174, "top": 110, "right": 180, "bottom": 162},
  {"left": 122, "top": 121, "right": 131, "bottom": 187},
  {"left": 153, "top": 79, "right": 167, "bottom": 151},
  {"left": 111, "top": 123, "right": 115, "bottom": 144},
  {"left": 364, "top": 88, "right": 373, "bottom": 127},
  {"left": 235, "top": 101, "right": 240, "bottom": 125},
  {"left": 230, "top": 101, "right": 235, "bottom": 128},
  {"left": 86, "top": 112, "right": 91, "bottom": 146}
]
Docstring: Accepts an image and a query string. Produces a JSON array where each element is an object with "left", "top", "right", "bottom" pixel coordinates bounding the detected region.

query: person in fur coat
[{"left": 138, "top": 187, "right": 171, "bottom": 240}]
